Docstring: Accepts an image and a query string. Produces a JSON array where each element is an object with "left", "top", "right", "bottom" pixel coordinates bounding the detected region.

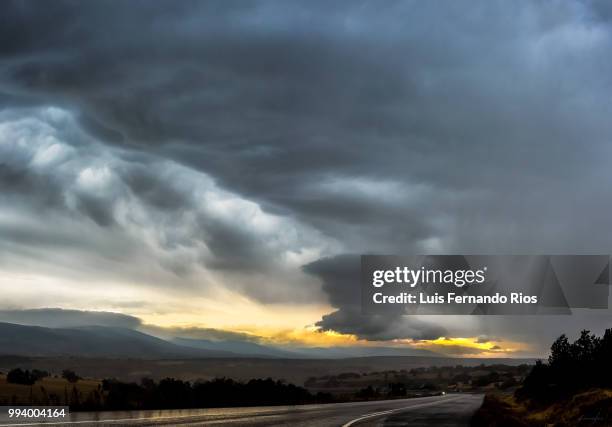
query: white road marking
[{"left": 341, "top": 395, "right": 463, "bottom": 427}]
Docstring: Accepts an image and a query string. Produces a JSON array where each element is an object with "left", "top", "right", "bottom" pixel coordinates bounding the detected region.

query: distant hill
[
  {"left": 170, "top": 338, "right": 445, "bottom": 359},
  {"left": 172, "top": 337, "right": 300, "bottom": 358},
  {"left": 291, "top": 346, "right": 443, "bottom": 358},
  {"left": 0, "top": 322, "right": 235, "bottom": 359},
  {"left": 0, "top": 322, "right": 533, "bottom": 364}
]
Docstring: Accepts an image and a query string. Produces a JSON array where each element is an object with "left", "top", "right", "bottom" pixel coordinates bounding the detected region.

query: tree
[
  {"left": 572, "top": 330, "right": 599, "bottom": 363},
  {"left": 548, "top": 334, "right": 571, "bottom": 368},
  {"left": 62, "top": 370, "right": 80, "bottom": 383},
  {"left": 6, "top": 368, "right": 36, "bottom": 385},
  {"left": 31, "top": 369, "right": 49, "bottom": 381}
]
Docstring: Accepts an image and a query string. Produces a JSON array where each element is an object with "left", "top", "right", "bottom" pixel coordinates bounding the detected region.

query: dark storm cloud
[
  {"left": 304, "top": 255, "right": 446, "bottom": 341},
  {"left": 121, "top": 165, "right": 191, "bottom": 212},
  {"left": 3, "top": 0, "right": 612, "bottom": 255},
  {"left": 0, "top": 107, "right": 329, "bottom": 303},
  {"left": 2, "top": 1, "right": 612, "bottom": 341},
  {"left": 316, "top": 308, "right": 446, "bottom": 342},
  {"left": 475, "top": 335, "right": 494, "bottom": 344}
]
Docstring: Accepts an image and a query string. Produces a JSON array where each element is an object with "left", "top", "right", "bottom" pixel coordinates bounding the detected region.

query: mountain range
[
  {"left": 0, "top": 322, "right": 442, "bottom": 359},
  {"left": 0, "top": 322, "right": 232, "bottom": 358}
]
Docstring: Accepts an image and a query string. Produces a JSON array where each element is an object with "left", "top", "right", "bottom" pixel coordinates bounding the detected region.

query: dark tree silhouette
[
  {"left": 517, "top": 328, "right": 612, "bottom": 402},
  {"left": 62, "top": 370, "right": 80, "bottom": 383},
  {"left": 6, "top": 368, "right": 36, "bottom": 385},
  {"left": 88, "top": 376, "right": 332, "bottom": 411}
]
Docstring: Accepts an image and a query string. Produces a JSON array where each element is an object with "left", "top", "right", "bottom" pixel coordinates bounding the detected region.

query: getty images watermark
[{"left": 361, "top": 255, "right": 611, "bottom": 315}]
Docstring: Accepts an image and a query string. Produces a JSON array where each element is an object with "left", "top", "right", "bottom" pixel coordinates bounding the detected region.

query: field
[
  {"left": 0, "top": 374, "right": 101, "bottom": 406},
  {"left": 0, "top": 355, "right": 534, "bottom": 386},
  {"left": 304, "top": 364, "right": 530, "bottom": 397},
  {"left": 0, "top": 357, "right": 533, "bottom": 406}
]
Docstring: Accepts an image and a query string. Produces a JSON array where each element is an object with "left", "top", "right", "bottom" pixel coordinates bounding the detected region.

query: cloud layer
[
  {"left": 0, "top": 107, "right": 333, "bottom": 307},
  {"left": 2, "top": 1, "right": 612, "bottom": 347}
]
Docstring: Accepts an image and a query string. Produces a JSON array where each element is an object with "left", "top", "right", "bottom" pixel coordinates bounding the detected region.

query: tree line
[
  {"left": 99, "top": 377, "right": 333, "bottom": 410},
  {"left": 6, "top": 368, "right": 80, "bottom": 385},
  {"left": 3, "top": 370, "right": 333, "bottom": 410},
  {"left": 517, "top": 329, "right": 612, "bottom": 402}
]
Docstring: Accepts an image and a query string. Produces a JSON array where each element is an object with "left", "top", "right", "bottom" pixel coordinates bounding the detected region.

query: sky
[{"left": 2, "top": 0, "right": 612, "bottom": 357}]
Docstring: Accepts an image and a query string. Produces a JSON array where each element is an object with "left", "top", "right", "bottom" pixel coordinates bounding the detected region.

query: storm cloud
[
  {"left": 2, "top": 1, "right": 612, "bottom": 345},
  {"left": 304, "top": 255, "right": 447, "bottom": 341}
]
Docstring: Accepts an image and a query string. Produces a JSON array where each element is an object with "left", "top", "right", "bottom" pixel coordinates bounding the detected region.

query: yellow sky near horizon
[{"left": 1, "top": 273, "right": 531, "bottom": 357}]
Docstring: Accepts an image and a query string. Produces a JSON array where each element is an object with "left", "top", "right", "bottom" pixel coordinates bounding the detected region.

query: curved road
[{"left": 0, "top": 394, "right": 483, "bottom": 426}]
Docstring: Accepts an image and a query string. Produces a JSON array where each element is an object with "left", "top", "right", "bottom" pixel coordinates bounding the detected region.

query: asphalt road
[{"left": 0, "top": 394, "right": 483, "bottom": 427}]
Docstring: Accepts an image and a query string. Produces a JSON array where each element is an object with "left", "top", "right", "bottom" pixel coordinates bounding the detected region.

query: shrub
[
  {"left": 62, "top": 370, "right": 81, "bottom": 383},
  {"left": 6, "top": 368, "right": 37, "bottom": 385}
]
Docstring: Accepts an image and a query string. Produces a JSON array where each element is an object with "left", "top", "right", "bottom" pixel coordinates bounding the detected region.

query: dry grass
[
  {"left": 0, "top": 374, "right": 101, "bottom": 406},
  {"left": 539, "top": 389, "right": 612, "bottom": 426},
  {"left": 473, "top": 389, "right": 612, "bottom": 426}
]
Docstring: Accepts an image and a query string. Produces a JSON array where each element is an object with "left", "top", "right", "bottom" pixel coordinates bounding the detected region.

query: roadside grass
[
  {"left": 472, "top": 389, "right": 612, "bottom": 426},
  {"left": 0, "top": 374, "right": 101, "bottom": 406}
]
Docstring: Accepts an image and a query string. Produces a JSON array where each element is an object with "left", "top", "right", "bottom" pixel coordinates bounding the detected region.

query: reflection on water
[
  {"left": 7, "top": 403, "right": 330, "bottom": 424},
  {"left": 69, "top": 405, "right": 295, "bottom": 422},
  {"left": 0, "top": 398, "right": 437, "bottom": 425}
]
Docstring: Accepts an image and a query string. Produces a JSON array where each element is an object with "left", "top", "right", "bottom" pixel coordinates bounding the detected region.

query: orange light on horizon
[{"left": 410, "top": 336, "right": 527, "bottom": 357}]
